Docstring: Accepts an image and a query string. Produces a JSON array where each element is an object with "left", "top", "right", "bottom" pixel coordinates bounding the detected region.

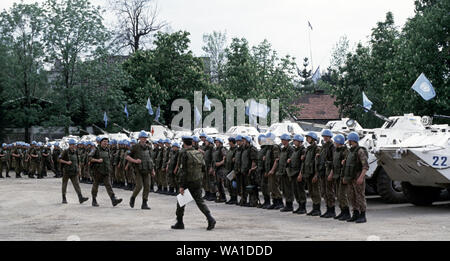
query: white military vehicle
[{"left": 375, "top": 126, "right": 450, "bottom": 206}]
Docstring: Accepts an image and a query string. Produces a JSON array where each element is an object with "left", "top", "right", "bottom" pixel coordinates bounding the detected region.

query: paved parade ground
[{"left": 0, "top": 174, "right": 449, "bottom": 241}]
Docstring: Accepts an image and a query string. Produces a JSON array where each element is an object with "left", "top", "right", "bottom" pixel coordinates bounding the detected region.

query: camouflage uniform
[
  {"left": 0, "top": 146, "right": 7, "bottom": 177},
  {"left": 129, "top": 143, "right": 154, "bottom": 201},
  {"left": 301, "top": 142, "right": 321, "bottom": 205},
  {"left": 318, "top": 140, "right": 336, "bottom": 208},
  {"left": 29, "top": 146, "right": 40, "bottom": 178},
  {"left": 41, "top": 146, "right": 52, "bottom": 177},
  {"left": 161, "top": 145, "right": 170, "bottom": 192},
  {"left": 240, "top": 143, "right": 258, "bottom": 206},
  {"left": 90, "top": 146, "right": 116, "bottom": 200},
  {"left": 203, "top": 143, "right": 215, "bottom": 197},
  {"left": 257, "top": 145, "right": 270, "bottom": 206},
  {"left": 344, "top": 146, "right": 369, "bottom": 213},
  {"left": 212, "top": 145, "right": 228, "bottom": 202},
  {"left": 224, "top": 145, "right": 237, "bottom": 203},
  {"left": 288, "top": 144, "right": 307, "bottom": 206},
  {"left": 11, "top": 146, "right": 23, "bottom": 178},
  {"left": 60, "top": 148, "right": 83, "bottom": 196},
  {"left": 52, "top": 147, "right": 62, "bottom": 177},
  {"left": 233, "top": 144, "right": 243, "bottom": 200},
  {"left": 154, "top": 146, "right": 163, "bottom": 191},
  {"left": 167, "top": 147, "right": 180, "bottom": 194},
  {"left": 333, "top": 146, "right": 349, "bottom": 210},
  {"left": 278, "top": 144, "right": 294, "bottom": 208},
  {"left": 266, "top": 144, "right": 282, "bottom": 207}
]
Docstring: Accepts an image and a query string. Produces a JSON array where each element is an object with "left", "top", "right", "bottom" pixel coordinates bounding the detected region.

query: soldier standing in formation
[
  {"left": 52, "top": 143, "right": 62, "bottom": 178},
  {"left": 58, "top": 139, "right": 89, "bottom": 204},
  {"left": 265, "top": 134, "right": 283, "bottom": 210},
  {"left": 126, "top": 131, "right": 155, "bottom": 209},
  {"left": 300, "top": 132, "right": 321, "bottom": 216},
  {"left": 318, "top": 130, "right": 336, "bottom": 218},
  {"left": 0, "top": 143, "right": 10, "bottom": 178},
  {"left": 278, "top": 134, "right": 294, "bottom": 212},
  {"left": 89, "top": 136, "right": 123, "bottom": 207},
  {"left": 212, "top": 138, "right": 227, "bottom": 203},
  {"left": 256, "top": 135, "right": 270, "bottom": 208},
  {"left": 290, "top": 135, "right": 307, "bottom": 214},
  {"left": 166, "top": 142, "right": 180, "bottom": 196},
  {"left": 171, "top": 136, "right": 216, "bottom": 231},
  {"left": 343, "top": 132, "right": 368, "bottom": 223},
  {"left": 332, "top": 134, "right": 351, "bottom": 221}
]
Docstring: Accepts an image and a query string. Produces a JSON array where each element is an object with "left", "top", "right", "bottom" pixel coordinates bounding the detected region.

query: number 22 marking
[{"left": 432, "top": 156, "right": 447, "bottom": 167}]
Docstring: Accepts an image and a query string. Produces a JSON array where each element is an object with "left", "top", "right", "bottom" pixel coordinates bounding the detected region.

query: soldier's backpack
[{"left": 185, "top": 149, "right": 205, "bottom": 182}]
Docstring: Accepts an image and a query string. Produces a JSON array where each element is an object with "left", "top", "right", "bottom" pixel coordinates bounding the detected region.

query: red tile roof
[{"left": 293, "top": 94, "right": 340, "bottom": 120}]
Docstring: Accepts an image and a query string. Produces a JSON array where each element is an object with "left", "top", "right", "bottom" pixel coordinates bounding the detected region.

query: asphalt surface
[{"left": 0, "top": 173, "right": 449, "bottom": 241}]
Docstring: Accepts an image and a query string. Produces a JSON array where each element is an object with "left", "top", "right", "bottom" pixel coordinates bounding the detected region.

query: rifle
[
  {"left": 92, "top": 124, "right": 109, "bottom": 135},
  {"left": 356, "top": 104, "right": 392, "bottom": 123}
]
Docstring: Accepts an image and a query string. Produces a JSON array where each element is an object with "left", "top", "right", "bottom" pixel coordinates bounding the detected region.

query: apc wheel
[
  {"left": 401, "top": 182, "right": 441, "bottom": 206},
  {"left": 376, "top": 168, "right": 407, "bottom": 204}
]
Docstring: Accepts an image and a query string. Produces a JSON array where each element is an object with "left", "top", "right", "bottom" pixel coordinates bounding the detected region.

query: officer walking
[
  {"left": 171, "top": 136, "right": 216, "bottom": 231},
  {"left": 89, "top": 136, "right": 123, "bottom": 207},
  {"left": 299, "top": 132, "right": 321, "bottom": 216},
  {"left": 343, "top": 132, "right": 369, "bottom": 223},
  {"left": 126, "top": 131, "right": 155, "bottom": 209},
  {"left": 59, "top": 139, "right": 89, "bottom": 204}
]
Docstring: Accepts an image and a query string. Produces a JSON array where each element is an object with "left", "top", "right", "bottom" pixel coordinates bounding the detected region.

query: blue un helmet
[
  {"left": 215, "top": 138, "right": 224, "bottom": 144},
  {"left": 192, "top": 136, "right": 200, "bottom": 143},
  {"left": 321, "top": 129, "right": 333, "bottom": 138},
  {"left": 138, "top": 130, "right": 149, "bottom": 139},
  {"left": 96, "top": 136, "right": 101, "bottom": 143},
  {"left": 164, "top": 138, "right": 170, "bottom": 144},
  {"left": 199, "top": 133, "right": 207, "bottom": 138},
  {"left": 31, "top": 141, "right": 37, "bottom": 146},
  {"left": 243, "top": 136, "right": 252, "bottom": 143},
  {"left": 334, "top": 134, "right": 346, "bottom": 145},
  {"left": 293, "top": 134, "right": 304, "bottom": 142},
  {"left": 347, "top": 132, "right": 360, "bottom": 143},
  {"left": 235, "top": 135, "right": 243, "bottom": 142},
  {"left": 306, "top": 132, "right": 318, "bottom": 141},
  {"left": 131, "top": 139, "right": 137, "bottom": 144},
  {"left": 172, "top": 142, "right": 181, "bottom": 148},
  {"left": 206, "top": 137, "right": 214, "bottom": 144},
  {"left": 68, "top": 139, "right": 77, "bottom": 145},
  {"left": 280, "top": 134, "right": 291, "bottom": 141},
  {"left": 2, "top": 143, "right": 6, "bottom": 147},
  {"left": 228, "top": 137, "right": 236, "bottom": 143}
]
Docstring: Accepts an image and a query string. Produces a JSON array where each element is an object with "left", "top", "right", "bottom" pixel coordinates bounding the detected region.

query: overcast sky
[{"left": 1, "top": 0, "right": 416, "bottom": 70}]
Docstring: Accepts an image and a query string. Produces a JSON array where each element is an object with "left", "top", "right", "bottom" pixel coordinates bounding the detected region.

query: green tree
[
  {"left": 43, "top": 0, "right": 110, "bottom": 134},
  {"left": 0, "top": 2, "right": 48, "bottom": 142}
]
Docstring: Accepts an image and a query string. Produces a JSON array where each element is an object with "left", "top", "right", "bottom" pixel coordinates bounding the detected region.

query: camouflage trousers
[
  {"left": 167, "top": 169, "right": 177, "bottom": 188},
  {"left": 62, "top": 173, "right": 82, "bottom": 196},
  {"left": 176, "top": 181, "right": 211, "bottom": 219},
  {"left": 0, "top": 161, "right": 6, "bottom": 176},
  {"left": 29, "top": 161, "right": 40, "bottom": 176},
  {"left": 320, "top": 175, "right": 336, "bottom": 207},
  {"left": 268, "top": 173, "right": 282, "bottom": 200},
  {"left": 347, "top": 178, "right": 366, "bottom": 212},
  {"left": 281, "top": 175, "right": 306, "bottom": 204},
  {"left": 115, "top": 165, "right": 125, "bottom": 183},
  {"left": 132, "top": 169, "right": 150, "bottom": 200},
  {"left": 203, "top": 169, "right": 216, "bottom": 194},
  {"left": 125, "top": 166, "right": 135, "bottom": 185},
  {"left": 336, "top": 178, "right": 349, "bottom": 209},
  {"left": 215, "top": 168, "right": 226, "bottom": 198},
  {"left": 158, "top": 169, "right": 168, "bottom": 188},
  {"left": 91, "top": 172, "right": 115, "bottom": 199},
  {"left": 305, "top": 176, "right": 321, "bottom": 205}
]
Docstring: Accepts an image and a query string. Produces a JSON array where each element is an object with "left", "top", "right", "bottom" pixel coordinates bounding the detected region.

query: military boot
[
  {"left": 295, "top": 202, "right": 307, "bottom": 215},
  {"left": 338, "top": 208, "right": 351, "bottom": 221},
  {"left": 156, "top": 186, "right": 162, "bottom": 194},
  {"left": 171, "top": 217, "right": 184, "bottom": 230},
  {"left": 78, "top": 194, "right": 89, "bottom": 204},
  {"left": 260, "top": 197, "right": 271, "bottom": 209},
  {"left": 202, "top": 191, "right": 209, "bottom": 199},
  {"left": 347, "top": 210, "right": 360, "bottom": 222},
  {"left": 207, "top": 192, "right": 216, "bottom": 201},
  {"left": 274, "top": 199, "right": 284, "bottom": 210},
  {"left": 355, "top": 211, "right": 367, "bottom": 223},
  {"left": 335, "top": 207, "right": 346, "bottom": 220},
  {"left": 206, "top": 213, "right": 216, "bottom": 231},
  {"left": 6, "top": 172, "right": 11, "bottom": 178},
  {"left": 92, "top": 197, "right": 99, "bottom": 207},
  {"left": 127, "top": 183, "right": 133, "bottom": 191},
  {"left": 226, "top": 196, "right": 237, "bottom": 205},
  {"left": 141, "top": 199, "right": 150, "bottom": 210},
  {"left": 129, "top": 196, "right": 136, "bottom": 208},
  {"left": 215, "top": 194, "right": 226, "bottom": 203},
  {"left": 111, "top": 195, "right": 123, "bottom": 207},
  {"left": 307, "top": 204, "right": 321, "bottom": 216},
  {"left": 267, "top": 199, "right": 278, "bottom": 210},
  {"left": 16, "top": 172, "right": 21, "bottom": 178},
  {"left": 62, "top": 195, "right": 67, "bottom": 204},
  {"left": 321, "top": 206, "right": 336, "bottom": 218},
  {"left": 162, "top": 187, "right": 168, "bottom": 195},
  {"left": 280, "top": 201, "right": 293, "bottom": 212}
]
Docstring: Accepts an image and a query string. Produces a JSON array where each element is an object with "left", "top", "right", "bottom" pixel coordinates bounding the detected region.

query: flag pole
[{"left": 308, "top": 25, "right": 314, "bottom": 73}]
